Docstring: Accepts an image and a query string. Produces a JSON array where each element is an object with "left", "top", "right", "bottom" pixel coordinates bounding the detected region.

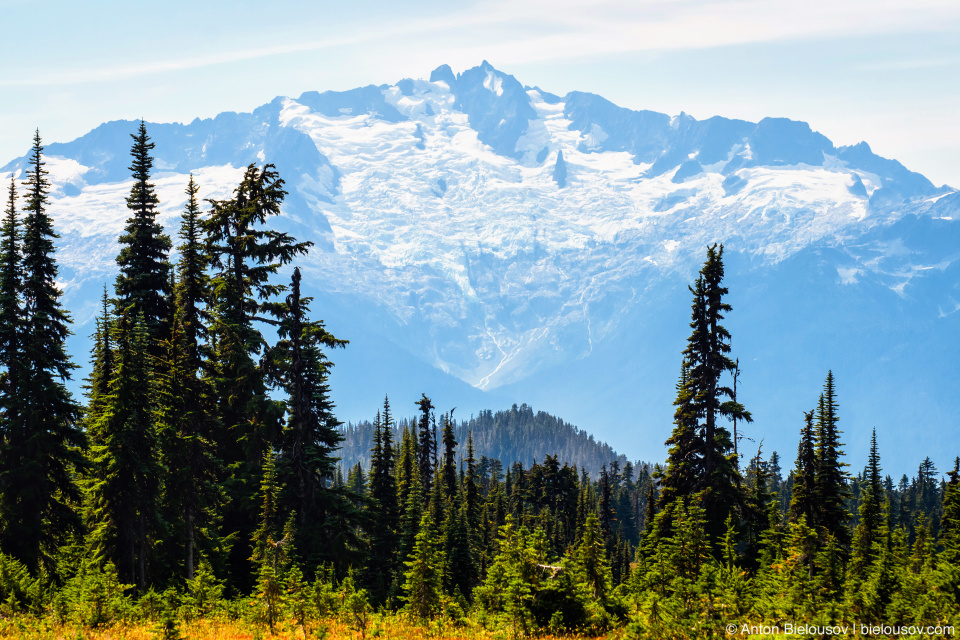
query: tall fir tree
[
  {"left": 402, "top": 511, "right": 444, "bottom": 619},
  {"left": 202, "top": 163, "right": 310, "bottom": 587},
  {"left": 441, "top": 410, "right": 458, "bottom": 503},
  {"left": 850, "top": 429, "right": 884, "bottom": 574},
  {"left": 174, "top": 175, "right": 208, "bottom": 362},
  {"left": 250, "top": 451, "right": 295, "bottom": 633},
  {"left": 367, "top": 401, "right": 399, "bottom": 604},
  {"left": 154, "top": 301, "right": 222, "bottom": 582},
  {"left": 788, "top": 410, "right": 817, "bottom": 525},
  {"left": 1, "top": 132, "right": 85, "bottom": 574},
  {"left": 0, "top": 176, "right": 23, "bottom": 565},
  {"left": 152, "top": 175, "right": 222, "bottom": 581},
  {"left": 0, "top": 177, "right": 22, "bottom": 418},
  {"left": 88, "top": 311, "right": 160, "bottom": 588},
  {"left": 114, "top": 121, "right": 171, "bottom": 346},
  {"left": 416, "top": 393, "right": 436, "bottom": 496},
  {"left": 813, "top": 371, "right": 850, "bottom": 548},
  {"left": 272, "top": 266, "right": 350, "bottom": 574},
  {"left": 659, "top": 244, "right": 748, "bottom": 540},
  {"left": 659, "top": 362, "right": 701, "bottom": 508},
  {"left": 85, "top": 288, "right": 115, "bottom": 414}
]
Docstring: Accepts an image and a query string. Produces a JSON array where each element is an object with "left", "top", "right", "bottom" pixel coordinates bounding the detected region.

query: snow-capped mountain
[{"left": 2, "top": 61, "right": 958, "bottom": 471}]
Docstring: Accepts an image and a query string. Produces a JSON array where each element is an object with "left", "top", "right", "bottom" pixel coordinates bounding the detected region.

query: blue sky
[{"left": 2, "top": 0, "right": 959, "bottom": 186}]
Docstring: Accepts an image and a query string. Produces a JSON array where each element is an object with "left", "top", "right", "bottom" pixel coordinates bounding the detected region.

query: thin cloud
[{"left": 4, "top": 0, "right": 958, "bottom": 87}]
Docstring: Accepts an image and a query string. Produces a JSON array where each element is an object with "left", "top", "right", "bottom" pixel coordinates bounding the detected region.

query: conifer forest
[{"left": 0, "top": 125, "right": 958, "bottom": 639}]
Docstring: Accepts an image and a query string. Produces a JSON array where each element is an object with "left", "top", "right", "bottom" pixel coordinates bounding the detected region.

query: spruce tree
[
  {"left": 272, "top": 266, "right": 349, "bottom": 573},
  {"left": 813, "top": 371, "right": 850, "bottom": 547},
  {"left": 152, "top": 175, "right": 222, "bottom": 582},
  {"left": 441, "top": 410, "right": 458, "bottom": 503},
  {"left": 464, "top": 432, "right": 482, "bottom": 574},
  {"left": 0, "top": 178, "right": 24, "bottom": 552},
  {"left": 788, "top": 410, "right": 817, "bottom": 524},
  {"left": 250, "top": 451, "right": 295, "bottom": 633},
  {"left": 202, "top": 163, "right": 310, "bottom": 585},
  {"left": 941, "top": 457, "right": 960, "bottom": 562},
  {"left": 88, "top": 311, "right": 160, "bottom": 588},
  {"left": 367, "top": 400, "right": 399, "bottom": 604},
  {"left": 86, "top": 288, "right": 115, "bottom": 413},
  {"left": 174, "top": 175, "right": 208, "bottom": 361},
  {"left": 0, "top": 177, "right": 22, "bottom": 415},
  {"left": 402, "top": 511, "right": 444, "bottom": 619},
  {"left": 396, "top": 425, "right": 419, "bottom": 558},
  {"left": 114, "top": 121, "right": 171, "bottom": 346},
  {"left": 849, "top": 429, "right": 884, "bottom": 579},
  {"left": 659, "top": 244, "right": 747, "bottom": 540},
  {"left": 399, "top": 457, "right": 425, "bottom": 571},
  {"left": 1, "top": 132, "right": 85, "bottom": 574},
  {"left": 416, "top": 393, "right": 436, "bottom": 495}
]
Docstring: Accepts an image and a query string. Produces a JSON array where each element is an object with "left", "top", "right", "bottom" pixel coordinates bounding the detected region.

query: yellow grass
[{"left": 0, "top": 615, "right": 610, "bottom": 640}]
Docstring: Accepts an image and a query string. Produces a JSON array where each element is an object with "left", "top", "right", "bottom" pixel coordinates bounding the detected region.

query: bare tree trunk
[{"left": 187, "top": 505, "right": 195, "bottom": 580}]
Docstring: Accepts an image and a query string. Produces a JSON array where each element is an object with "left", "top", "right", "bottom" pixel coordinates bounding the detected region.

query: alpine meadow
[{"left": 0, "top": 60, "right": 959, "bottom": 640}]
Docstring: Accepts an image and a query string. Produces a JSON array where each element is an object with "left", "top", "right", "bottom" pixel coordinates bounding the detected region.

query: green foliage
[
  {"left": 203, "top": 163, "right": 309, "bottom": 589},
  {"left": 402, "top": 512, "right": 444, "bottom": 620},
  {"left": 366, "top": 401, "right": 399, "bottom": 604},
  {"left": 814, "top": 371, "right": 851, "bottom": 549},
  {"left": 270, "top": 266, "right": 353, "bottom": 575},
  {"left": 250, "top": 452, "right": 296, "bottom": 632},
  {"left": 2, "top": 131, "right": 85, "bottom": 576},
  {"left": 311, "top": 565, "right": 340, "bottom": 618},
  {"left": 86, "top": 310, "right": 160, "bottom": 589},
  {"left": 54, "top": 560, "right": 134, "bottom": 627},
  {"left": 659, "top": 244, "right": 748, "bottom": 542},
  {"left": 181, "top": 560, "right": 224, "bottom": 620},
  {"left": 0, "top": 552, "right": 41, "bottom": 614},
  {"left": 338, "top": 570, "right": 371, "bottom": 636},
  {"left": 114, "top": 120, "right": 171, "bottom": 343}
]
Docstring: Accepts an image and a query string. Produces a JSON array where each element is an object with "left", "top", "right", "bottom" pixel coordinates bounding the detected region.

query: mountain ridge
[{"left": 1, "top": 61, "right": 957, "bottom": 470}]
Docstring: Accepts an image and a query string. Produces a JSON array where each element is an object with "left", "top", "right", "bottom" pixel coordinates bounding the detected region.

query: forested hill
[{"left": 338, "top": 403, "right": 632, "bottom": 477}]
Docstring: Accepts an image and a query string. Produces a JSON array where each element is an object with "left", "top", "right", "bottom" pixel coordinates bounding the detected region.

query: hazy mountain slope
[{"left": 338, "top": 403, "right": 632, "bottom": 479}]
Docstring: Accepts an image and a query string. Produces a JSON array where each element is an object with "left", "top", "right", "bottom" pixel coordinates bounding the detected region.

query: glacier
[{"left": 2, "top": 60, "right": 958, "bottom": 472}]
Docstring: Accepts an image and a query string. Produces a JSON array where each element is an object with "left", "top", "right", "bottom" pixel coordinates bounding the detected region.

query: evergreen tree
[
  {"left": 153, "top": 176, "right": 221, "bottom": 582},
  {"left": 813, "top": 371, "right": 850, "bottom": 547},
  {"left": 396, "top": 425, "right": 420, "bottom": 560},
  {"left": 250, "top": 451, "right": 295, "bottom": 634},
  {"left": 154, "top": 305, "right": 221, "bottom": 582},
  {"left": 114, "top": 121, "right": 171, "bottom": 345},
  {"left": 443, "top": 501, "right": 474, "bottom": 600},
  {"left": 399, "top": 452, "right": 425, "bottom": 567},
  {"left": 86, "top": 289, "right": 115, "bottom": 413},
  {"left": 464, "top": 431, "right": 482, "bottom": 557},
  {"left": 441, "top": 410, "right": 458, "bottom": 503},
  {"left": 0, "top": 177, "right": 22, "bottom": 424},
  {"left": 174, "top": 175, "right": 208, "bottom": 362},
  {"left": 941, "top": 457, "right": 960, "bottom": 562},
  {"left": 402, "top": 511, "right": 444, "bottom": 619},
  {"left": 659, "top": 244, "right": 748, "bottom": 540},
  {"left": 366, "top": 400, "right": 400, "bottom": 604},
  {"left": 574, "top": 512, "right": 613, "bottom": 604},
  {"left": 88, "top": 311, "right": 159, "bottom": 588},
  {"left": 789, "top": 410, "right": 817, "bottom": 524},
  {"left": 0, "top": 178, "right": 24, "bottom": 557},
  {"left": 849, "top": 429, "right": 884, "bottom": 580},
  {"left": 272, "top": 267, "right": 350, "bottom": 573},
  {"left": 658, "top": 363, "right": 701, "bottom": 508},
  {"left": 1, "top": 132, "right": 85, "bottom": 574},
  {"left": 416, "top": 394, "right": 436, "bottom": 496},
  {"left": 202, "top": 163, "right": 310, "bottom": 586},
  {"left": 937, "top": 457, "right": 960, "bottom": 611}
]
